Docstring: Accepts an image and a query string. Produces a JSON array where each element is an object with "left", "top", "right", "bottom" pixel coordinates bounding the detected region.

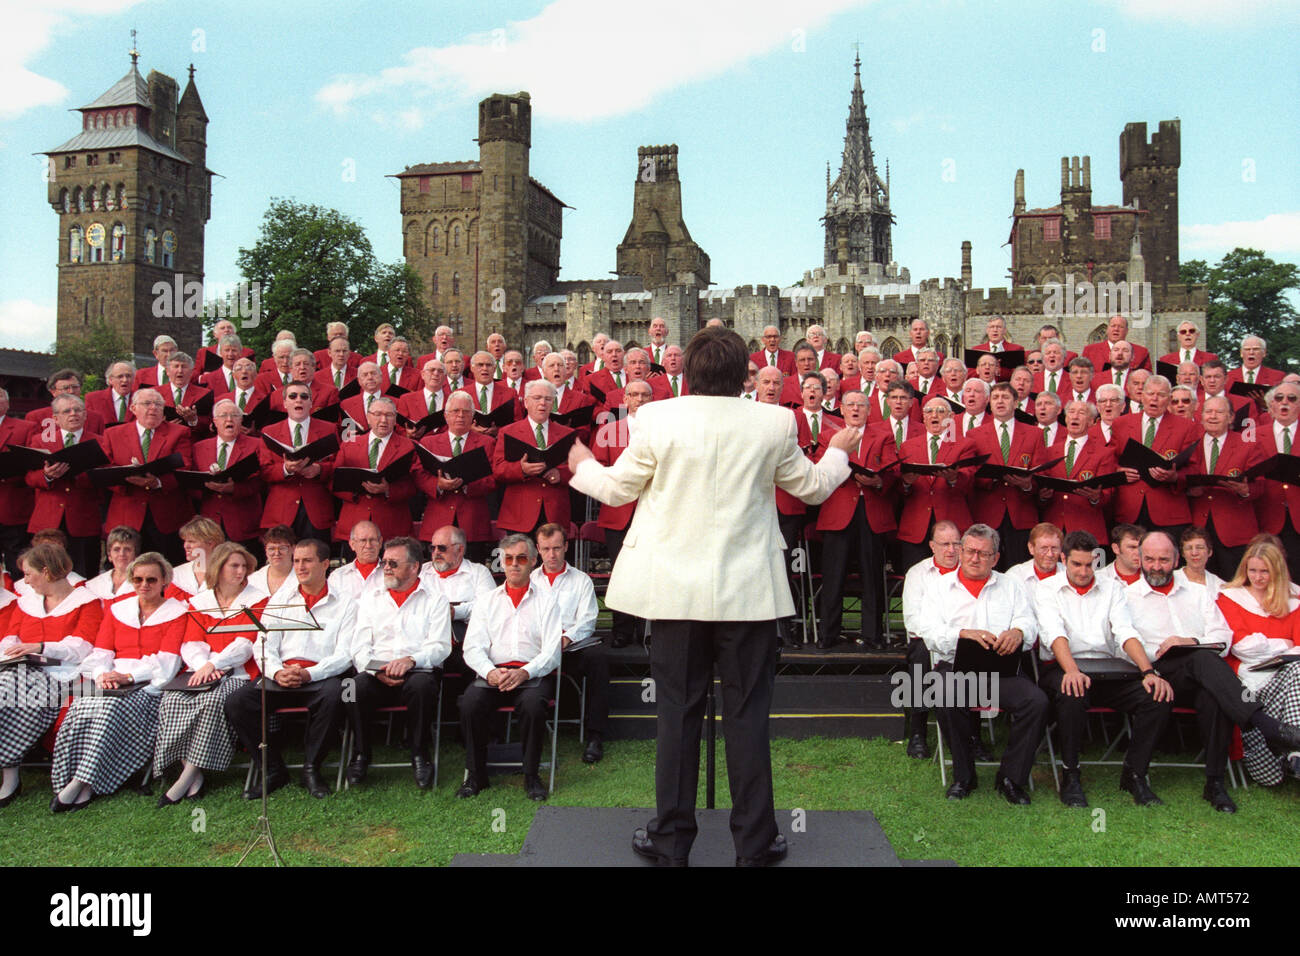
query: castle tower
[
  {"left": 477, "top": 92, "right": 533, "bottom": 348},
  {"left": 1120, "top": 120, "right": 1180, "bottom": 285},
  {"left": 822, "top": 54, "right": 894, "bottom": 271},
  {"left": 44, "top": 45, "right": 210, "bottom": 358},
  {"left": 615, "top": 144, "right": 710, "bottom": 289}
]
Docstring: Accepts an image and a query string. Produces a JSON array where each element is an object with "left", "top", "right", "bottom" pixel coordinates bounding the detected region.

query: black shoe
[
  {"left": 412, "top": 754, "right": 434, "bottom": 790},
  {"left": 0, "top": 781, "right": 21, "bottom": 809},
  {"left": 971, "top": 737, "right": 993, "bottom": 762},
  {"left": 300, "top": 765, "right": 330, "bottom": 799},
  {"left": 1059, "top": 769, "right": 1088, "bottom": 808},
  {"left": 906, "top": 733, "right": 930, "bottom": 760},
  {"left": 1119, "top": 767, "right": 1164, "bottom": 806},
  {"left": 816, "top": 636, "right": 839, "bottom": 650},
  {"left": 346, "top": 754, "right": 370, "bottom": 786},
  {"left": 156, "top": 791, "right": 182, "bottom": 808},
  {"left": 455, "top": 777, "right": 487, "bottom": 799},
  {"left": 582, "top": 738, "right": 604, "bottom": 764},
  {"left": 945, "top": 777, "right": 977, "bottom": 800},
  {"left": 50, "top": 793, "right": 93, "bottom": 814},
  {"left": 631, "top": 827, "right": 688, "bottom": 866},
  {"left": 610, "top": 634, "right": 630, "bottom": 649},
  {"left": 736, "top": 834, "right": 788, "bottom": 867},
  {"left": 185, "top": 782, "right": 206, "bottom": 801},
  {"left": 1288, "top": 754, "right": 1300, "bottom": 778},
  {"left": 1274, "top": 722, "right": 1300, "bottom": 751},
  {"left": 524, "top": 775, "right": 548, "bottom": 801},
  {"left": 244, "top": 763, "right": 289, "bottom": 800},
  {"left": 1202, "top": 777, "right": 1237, "bottom": 814},
  {"left": 995, "top": 776, "right": 1031, "bottom": 806}
]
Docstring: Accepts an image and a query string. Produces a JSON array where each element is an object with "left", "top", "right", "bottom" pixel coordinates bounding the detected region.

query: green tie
[
  {"left": 1144, "top": 418, "right": 1156, "bottom": 448},
  {"left": 966, "top": 415, "right": 974, "bottom": 433},
  {"left": 654, "top": 347, "right": 662, "bottom": 365},
  {"left": 895, "top": 421, "right": 904, "bottom": 449},
  {"left": 671, "top": 376, "right": 679, "bottom": 397},
  {"left": 160, "top": 368, "right": 168, "bottom": 386},
  {"left": 293, "top": 423, "right": 303, "bottom": 448},
  {"left": 117, "top": 396, "right": 126, "bottom": 422},
  {"left": 217, "top": 442, "right": 228, "bottom": 470},
  {"left": 366, "top": 393, "right": 374, "bottom": 412},
  {"left": 237, "top": 391, "right": 247, "bottom": 411},
  {"left": 1000, "top": 422, "right": 1011, "bottom": 464},
  {"left": 369, "top": 437, "right": 380, "bottom": 469},
  {"left": 1043, "top": 428, "right": 1050, "bottom": 447},
  {"left": 377, "top": 351, "right": 386, "bottom": 369},
  {"left": 428, "top": 391, "right": 437, "bottom": 415},
  {"left": 227, "top": 372, "right": 235, "bottom": 392},
  {"left": 175, "top": 387, "right": 183, "bottom": 406},
  {"left": 1247, "top": 368, "right": 1256, "bottom": 385},
  {"left": 1065, "top": 439, "right": 1076, "bottom": 475},
  {"left": 282, "top": 373, "right": 290, "bottom": 386},
  {"left": 930, "top": 435, "right": 940, "bottom": 464},
  {"left": 452, "top": 435, "right": 463, "bottom": 457},
  {"left": 535, "top": 422, "right": 546, "bottom": 449},
  {"left": 614, "top": 373, "right": 623, "bottom": 389},
  {"left": 1284, "top": 427, "right": 1293, "bottom": 455},
  {"left": 1115, "top": 371, "right": 1124, "bottom": 393},
  {"left": 335, "top": 369, "right": 343, "bottom": 389},
  {"left": 768, "top": 352, "right": 777, "bottom": 366},
  {"left": 1048, "top": 371, "right": 1057, "bottom": 393},
  {"left": 1209, "top": 436, "right": 1219, "bottom": 474},
  {"left": 141, "top": 428, "right": 152, "bottom": 459},
  {"left": 495, "top": 359, "right": 503, "bottom": 380},
  {"left": 1185, "top": 350, "right": 1193, "bottom": 362},
  {"left": 810, "top": 413, "right": 820, "bottom": 444},
  {"left": 553, "top": 395, "right": 560, "bottom": 412},
  {"left": 64, "top": 432, "right": 75, "bottom": 448},
  {"left": 479, "top": 385, "right": 489, "bottom": 412}
]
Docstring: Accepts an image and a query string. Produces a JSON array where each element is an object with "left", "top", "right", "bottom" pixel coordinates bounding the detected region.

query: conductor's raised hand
[
  {"left": 828, "top": 426, "right": 862, "bottom": 453},
  {"left": 568, "top": 438, "right": 594, "bottom": 471}
]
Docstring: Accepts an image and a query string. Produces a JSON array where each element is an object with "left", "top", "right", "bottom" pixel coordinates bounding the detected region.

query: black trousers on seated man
[
  {"left": 459, "top": 673, "right": 557, "bottom": 783},
  {"left": 648, "top": 620, "right": 779, "bottom": 862},
  {"left": 818, "top": 500, "right": 885, "bottom": 645},
  {"left": 347, "top": 671, "right": 438, "bottom": 761},
  {"left": 994, "top": 517, "right": 1030, "bottom": 574},
  {"left": 561, "top": 644, "right": 610, "bottom": 740},
  {"left": 1038, "top": 662, "right": 1172, "bottom": 773},
  {"left": 1155, "top": 649, "right": 1260, "bottom": 777},
  {"left": 224, "top": 676, "right": 346, "bottom": 769},
  {"left": 933, "top": 661, "right": 1048, "bottom": 786}
]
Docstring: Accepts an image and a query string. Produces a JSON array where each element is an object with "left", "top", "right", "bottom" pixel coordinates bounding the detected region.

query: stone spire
[{"left": 823, "top": 54, "right": 894, "bottom": 270}]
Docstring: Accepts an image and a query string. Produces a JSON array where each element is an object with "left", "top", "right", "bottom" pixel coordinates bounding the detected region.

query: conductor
[{"left": 569, "top": 327, "right": 857, "bottom": 866}]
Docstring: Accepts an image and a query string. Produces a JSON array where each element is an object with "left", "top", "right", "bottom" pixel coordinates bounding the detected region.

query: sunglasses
[{"left": 132, "top": 575, "right": 160, "bottom": 585}]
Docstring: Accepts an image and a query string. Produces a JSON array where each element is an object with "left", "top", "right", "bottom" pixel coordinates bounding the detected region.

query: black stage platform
[{"left": 450, "top": 806, "right": 954, "bottom": 867}]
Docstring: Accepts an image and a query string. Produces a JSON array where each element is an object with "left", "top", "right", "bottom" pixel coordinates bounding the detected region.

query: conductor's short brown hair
[{"left": 683, "top": 327, "right": 747, "bottom": 397}]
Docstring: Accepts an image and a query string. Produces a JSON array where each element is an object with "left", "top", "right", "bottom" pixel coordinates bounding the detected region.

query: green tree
[
  {"left": 234, "top": 199, "right": 435, "bottom": 357},
  {"left": 52, "top": 320, "right": 133, "bottom": 393},
  {"left": 1181, "top": 249, "right": 1300, "bottom": 372}
]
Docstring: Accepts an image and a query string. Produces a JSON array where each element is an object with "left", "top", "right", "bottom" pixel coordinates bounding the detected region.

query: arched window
[
  {"left": 166, "top": 193, "right": 175, "bottom": 217},
  {"left": 69, "top": 226, "right": 84, "bottom": 263},
  {"left": 144, "top": 228, "right": 157, "bottom": 264},
  {"left": 1087, "top": 324, "right": 1108, "bottom": 344},
  {"left": 935, "top": 333, "right": 950, "bottom": 356},
  {"left": 161, "top": 230, "right": 175, "bottom": 269},
  {"left": 154, "top": 192, "right": 163, "bottom": 215},
  {"left": 88, "top": 225, "right": 105, "bottom": 263},
  {"left": 90, "top": 188, "right": 100, "bottom": 211},
  {"left": 115, "top": 184, "right": 126, "bottom": 210},
  {"left": 103, "top": 185, "right": 114, "bottom": 211},
  {"left": 111, "top": 223, "right": 125, "bottom": 262},
  {"left": 880, "top": 337, "right": 902, "bottom": 358},
  {"left": 59, "top": 188, "right": 69, "bottom": 213},
  {"left": 453, "top": 225, "right": 461, "bottom": 249},
  {"left": 430, "top": 273, "right": 439, "bottom": 294},
  {"left": 429, "top": 223, "right": 442, "bottom": 254},
  {"left": 452, "top": 272, "right": 460, "bottom": 296}
]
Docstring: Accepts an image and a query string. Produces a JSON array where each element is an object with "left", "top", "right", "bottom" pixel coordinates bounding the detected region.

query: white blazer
[{"left": 570, "top": 395, "right": 849, "bottom": 621}]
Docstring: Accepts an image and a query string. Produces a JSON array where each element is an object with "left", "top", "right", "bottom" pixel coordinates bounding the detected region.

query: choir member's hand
[
  {"left": 300, "top": 462, "right": 322, "bottom": 479},
  {"left": 177, "top": 405, "right": 198, "bottom": 427},
  {"left": 486, "top": 667, "right": 508, "bottom": 688},
  {"left": 125, "top": 474, "right": 156, "bottom": 488},
  {"left": 1187, "top": 485, "right": 1204, "bottom": 497},
  {"left": 499, "top": 668, "right": 530, "bottom": 692},
  {"left": 959, "top": 629, "right": 998, "bottom": 649},
  {"left": 1004, "top": 473, "right": 1033, "bottom": 491},
  {"left": 44, "top": 461, "right": 70, "bottom": 480},
  {"left": 853, "top": 473, "right": 881, "bottom": 489},
  {"left": 567, "top": 438, "right": 594, "bottom": 471},
  {"left": 901, "top": 472, "right": 916, "bottom": 487},
  {"left": 940, "top": 467, "right": 959, "bottom": 485},
  {"left": 1154, "top": 636, "right": 1196, "bottom": 659},
  {"left": 1081, "top": 487, "right": 1101, "bottom": 505},
  {"left": 1120, "top": 467, "right": 1141, "bottom": 484},
  {"left": 1060, "top": 669, "right": 1091, "bottom": 697},
  {"left": 361, "top": 479, "right": 388, "bottom": 496},
  {"left": 384, "top": 657, "right": 414, "bottom": 679},
  {"left": 189, "top": 662, "right": 220, "bottom": 686},
  {"left": 1143, "top": 672, "right": 1173, "bottom": 702},
  {"left": 1038, "top": 487, "right": 1053, "bottom": 501},
  {"left": 521, "top": 459, "right": 547, "bottom": 477},
  {"left": 1221, "top": 479, "right": 1249, "bottom": 497},
  {"left": 994, "top": 629, "right": 1022, "bottom": 655},
  {"left": 98, "top": 671, "right": 132, "bottom": 689},
  {"left": 273, "top": 667, "right": 302, "bottom": 688},
  {"left": 828, "top": 426, "right": 863, "bottom": 453},
  {"left": 205, "top": 479, "right": 235, "bottom": 494},
  {"left": 1148, "top": 466, "right": 1176, "bottom": 483},
  {"left": 561, "top": 636, "right": 572, "bottom": 650},
  {"left": 4, "top": 641, "right": 42, "bottom": 658},
  {"left": 436, "top": 473, "right": 464, "bottom": 492},
  {"left": 283, "top": 457, "right": 305, "bottom": 476},
  {"left": 542, "top": 467, "right": 562, "bottom": 485}
]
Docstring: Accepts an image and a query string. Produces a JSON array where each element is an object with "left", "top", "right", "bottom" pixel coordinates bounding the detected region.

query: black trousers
[
  {"left": 459, "top": 673, "right": 556, "bottom": 783},
  {"left": 777, "top": 513, "right": 806, "bottom": 642},
  {"left": 1038, "top": 662, "right": 1171, "bottom": 774},
  {"left": 224, "top": 676, "right": 346, "bottom": 769},
  {"left": 604, "top": 528, "right": 643, "bottom": 642},
  {"left": 0, "top": 523, "right": 30, "bottom": 579},
  {"left": 347, "top": 671, "right": 438, "bottom": 759},
  {"left": 1278, "top": 514, "right": 1300, "bottom": 583},
  {"left": 817, "top": 501, "right": 884, "bottom": 643},
  {"left": 994, "top": 516, "right": 1030, "bottom": 573},
  {"left": 562, "top": 643, "right": 610, "bottom": 737},
  {"left": 1155, "top": 650, "right": 1259, "bottom": 777},
  {"left": 906, "top": 638, "right": 931, "bottom": 737},
  {"left": 648, "top": 619, "right": 779, "bottom": 861},
  {"left": 1203, "top": 515, "right": 1245, "bottom": 581},
  {"left": 1133, "top": 502, "right": 1186, "bottom": 548},
  {"left": 141, "top": 511, "right": 184, "bottom": 566},
  {"left": 290, "top": 502, "right": 332, "bottom": 547},
  {"left": 934, "top": 661, "right": 1047, "bottom": 787}
]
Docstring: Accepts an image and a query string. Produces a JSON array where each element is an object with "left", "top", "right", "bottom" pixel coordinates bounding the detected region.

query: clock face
[
  {"left": 86, "top": 222, "right": 106, "bottom": 247},
  {"left": 161, "top": 230, "right": 177, "bottom": 254}
]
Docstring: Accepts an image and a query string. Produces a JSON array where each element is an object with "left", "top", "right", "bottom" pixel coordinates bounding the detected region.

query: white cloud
[
  {"left": 0, "top": 299, "right": 57, "bottom": 352},
  {"left": 315, "top": 0, "right": 873, "bottom": 124},
  {"left": 1097, "top": 0, "right": 1300, "bottom": 26},
  {"left": 1181, "top": 212, "right": 1300, "bottom": 256},
  {"left": 0, "top": 1, "right": 147, "bottom": 122}
]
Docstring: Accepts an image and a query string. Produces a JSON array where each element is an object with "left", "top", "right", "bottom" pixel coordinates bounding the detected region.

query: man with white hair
[
  {"left": 331, "top": 395, "right": 417, "bottom": 545},
  {"left": 492, "top": 379, "right": 576, "bottom": 535},
  {"left": 485, "top": 332, "right": 508, "bottom": 379},
  {"left": 1097, "top": 340, "right": 1135, "bottom": 396},
  {"left": 84, "top": 360, "right": 136, "bottom": 427},
  {"left": 647, "top": 316, "right": 670, "bottom": 367},
  {"left": 913, "top": 347, "right": 941, "bottom": 396},
  {"left": 955, "top": 378, "right": 989, "bottom": 438},
  {"left": 196, "top": 318, "right": 254, "bottom": 374},
  {"left": 930, "top": 357, "right": 967, "bottom": 409},
  {"left": 1032, "top": 339, "right": 1070, "bottom": 399},
  {"left": 1034, "top": 391, "right": 1063, "bottom": 447},
  {"left": 312, "top": 321, "right": 362, "bottom": 377},
  {"left": 190, "top": 397, "right": 263, "bottom": 548},
  {"left": 133, "top": 334, "right": 177, "bottom": 391},
  {"left": 1082, "top": 315, "right": 1151, "bottom": 373},
  {"left": 583, "top": 340, "right": 627, "bottom": 399},
  {"left": 805, "top": 325, "right": 840, "bottom": 372},
  {"left": 579, "top": 333, "right": 610, "bottom": 382},
  {"left": 750, "top": 325, "right": 795, "bottom": 376},
  {"left": 854, "top": 331, "right": 875, "bottom": 354},
  {"left": 255, "top": 339, "right": 297, "bottom": 393},
  {"left": 523, "top": 340, "right": 553, "bottom": 384},
  {"left": 1158, "top": 320, "right": 1217, "bottom": 368},
  {"left": 894, "top": 318, "right": 943, "bottom": 367},
  {"left": 328, "top": 519, "right": 386, "bottom": 600},
  {"left": 199, "top": 333, "right": 248, "bottom": 396},
  {"left": 1227, "top": 335, "right": 1284, "bottom": 389},
  {"left": 417, "top": 324, "right": 457, "bottom": 370},
  {"left": 1091, "top": 384, "right": 1125, "bottom": 446}
]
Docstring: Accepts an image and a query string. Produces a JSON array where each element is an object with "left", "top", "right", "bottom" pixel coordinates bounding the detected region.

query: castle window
[
  {"left": 154, "top": 193, "right": 163, "bottom": 215},
  {"left": 428, "top": 224, "right": 441, "bottom": 254},
  {"left": 115, "top": 185, "right": 125, "bottom": 209},
  {"left": 453, "top": 225, "right": 461, "bottom": 249},
  {"left": 90, "top": 189, "right": 100, "bottom": 211},
  {"left": 104, "top": 186, "right": 114, "bottom": 211},
  {"left": 59, "top": 189, "right": 69, "bottom": 213},
  {"left": 111, "top": 224, "right": 125, "bottom": 262},
  {"left": 64, "top": 155, "right": 76, "bottom": 169},
  {"left": 431, "top": 273, "right": 438, "bottom": 294},
  {"left": 419, "top": 176, "right": 430, "bottom": 193},
  {"left": 1093, "top": 215, "right": 1111, "bottom": 240},
  {"left": 1042, "top": 217, "right": 1060, "bottom": 242},
  {"left": 86, "top": 153, "right": 99, "bottom": 166},
  {"left": 167, "top": 194, "right": 175, "bottom": 217},
  {"left": 69, "top": 227, "right": 84, "bottom": 263},
  {"left": 108, "top": 151, "right": 120, "bottom": 164},
  {"left": 452, "top": 272, "right": 460, "bottom": 296},
  {"left": 144, "top": 228, "right": 157, "bottom": 264},
  {"left": 461, "top": 174, "right": 473, "bottom": 192}
]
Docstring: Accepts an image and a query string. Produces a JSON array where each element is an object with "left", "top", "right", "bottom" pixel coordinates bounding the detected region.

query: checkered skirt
[
  {"left": 50, "top": 687, "right": 160, "bottom": 794},
  {"left": 0, "top": 665, "right": 64, "bottom": 767},
  {"left": 1241, "top": 662, "right": 1300, "bottom": 786},
  {"left": 153, "top": 676, "right": 247, "bottom": 775}
]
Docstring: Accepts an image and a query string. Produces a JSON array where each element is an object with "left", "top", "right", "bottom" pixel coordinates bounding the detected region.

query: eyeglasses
[
  {"left": 431, "top": 543, "right": 453, "bottom": 552},
  {"left": 131, "top": 575, "right": 160, "bottom": 584},
  {"left": 501, "top": 553, "right": 530, "bottom": 565},
  {"left": 962, "top": 547, "right": 995, "bottom": 559},
  {"left": 380, "top": 558, "right": 407, "bottom": 569}
]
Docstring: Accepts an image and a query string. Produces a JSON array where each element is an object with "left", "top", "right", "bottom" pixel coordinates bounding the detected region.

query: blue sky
[{"left": 2, "top": 0, "right": 1297, "bottom": 350}]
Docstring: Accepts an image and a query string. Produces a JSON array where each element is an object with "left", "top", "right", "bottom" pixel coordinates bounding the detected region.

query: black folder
[
  {"left": 89, "top": 452, "right": 184, "bottom": 488},
  {"left": 396, "top": 409, "right": 446, "bottom": 434},
  {"left": 502, "top": 431, "right": 578, "bottom": 468},
  {"left": 413, "top": 444, "right": 492, "bottom": 484},
  {"left": 975, "top": 457, "right": 1064, "bottom": 481},
  {"left": 899, "top": 453, "right": 989, "bottom": 476},
  {"left": 4, "top": 441, "right": 109, "bottom": 478},
  {"left": 1229, "top": 380, "right": 1269, "bottom": 407},
  {"left": 551, "top": 404, "right": 595, "bottom": 429},
  {"left": 0, "top": 653, "right": 55, "bottom": 669},
  {"left": 260, "top": 432, "right": 339, "bottom": 463},
  {"left": 1155, "top": 360, "right": 1181, "bottom": 382},
  {"left": 1247, "top": 651, "right": 1300, "bottom": 672},
  {"left": 953, "top": 639, "right": 1021, "bottom": 678},
  {"left": 847, "top": 458, "right": 899, "bottom": 479},
  {"left": 1036, "top": 471, "right": 1127, "bottom": 492},
  {"left": 1245, "top": 454, "right": 1300, "bottom": 484},
  {"left": 338, "top": 379, "right": 408, "bottom": 401},
  {"left": 245, "top": 398, "right": 282, "bottom": 431},
  {"left": 472, "top": 402, "right": 516, "bottom": 429},
  {"left": 1075, "top": 658, "right": 1141, "bottom": 680},
  {"left": 333, "top": 452, "right": 414, "bottom": 494},
  {"left": 964, "top": 347, "right": 1024, "bottom": 371},
  {"left": 200, "top": 349, "right": 223, "bottom": 373},
  {"left": 586, "top": 383, "right": 607, "bottom": 405},
  {"left": 1158, "top": 642, "right": 1227, "bottom": 660},
  {"left": 159, "top": 671, "right": 222, "bottom": 693},
  {"left": 162, "top": 391, "right": 215, "bottom": 422},
  {"left": 1183, "top": 472, "right": 1248, "bottom": 488},
  {"left": 1117, "top": 438, "right": 1196, "bottom": 478},
  {"left": 942, "top": 396, "right": 964, "bottom": 413},
  {"left": 174, "top": 454, "right": 261, "bottom": 490},
  {"left": 99, "top": 679, "right": 152, "bottom": 697}
]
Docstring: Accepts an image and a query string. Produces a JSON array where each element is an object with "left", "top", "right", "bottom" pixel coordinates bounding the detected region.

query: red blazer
[
  {"left": 314, "top": 366, "right": 357, "bottom": 394},
  {"left": 269, "top": 382, "right": 339, "bottom": 416},
  {"left": 1110, "top": 412, "right": 1200, "bottom": 527},
  {"left": 24, "top": 428, "right": 105, "bottom": 537},
  {"left": 864, "top": 391, "right": 923, "bottom": 429},
  {"left": 200, "top": 367, "right": 239, "bottom": 397},
  {"left": 1253, "top": 425, "right": 1300, "bottom": 536},
  {"left": 258, "top": 357, "right": 280, "bottom": 375},
  {"left": 1159, "top": 349, "right": 1217, "bottom": 367},
  {"left": 491, "top": 418, "right": 575, "bottom": 534},
  {"left": 966, "top": 418, "right": 1046, "bottom": 530},
  {"left": 953, "top": 411, "right": 989, "bottom": 440},
  {"left": 777, "top": 409, "right": 839, "bottom": 516},
  {"left": 778, "top": 378, "right": 808, "bottom": 408},
  {"left": 132, "top": 365, "right": 170, "bottom": 393},
  {"left": 332, "top": 432, "right": 417, "bottom": 541},
  {"left": 192, "top": 434, "right": 264, "bottom": 543},
  {"left": 817, "top": 351, "right": 842, "bottom": 373},
  {"left": 1059, "top": 385, "right": 1098, "bottom": 408},
  {"left": 26, "top": 406, "right": 108, "bottom": 436},
  {"left": 381, "top": 364, "right": 421, "bottom": 392},
  {"left": 750, "top": 349, "right": 796, "bottom": 376},
  {"left": 1038, "top": 435, "right": 1118, "bottom": 542},
  {"left": 1187, "top": 432, "right": 1265, "bottom": 547},
  {"left": 415, "top": 430, "right": 496, "bottom": 541},
  {"left": 1082, "top": 340, "right": 1151, "bottom": 373},
  {"left": 229, "top": 388, "right": 271, "bottom": 432},
  {"left": 313, "top": 348, "right": 363, "bottom": 375},
  {"left": 549, "top": 386, "right": 599, "bottom": 445},
  {"left": 592, "top": 418, "right": 636, "bottom": 531},
  {"left": 458, "top": 381, "right": 523, "bottom": 423},
  {"left": 162, "top": 382, "right": 214, "bottom": 437},
  {"left": 896, "top": 432, "right": 974, "bottom": 544},
  {"left": 655, "top": 373, "right": 689, "bottom": 398},
  {"left": 258, "top": 418, "right": 338, "bottom": 530},
  {"left": 101, "top": 421, "right": 194, "bottom": 535},
  {"left": 816, "top": 423, "right": 898, "bottom": 533},
  {"left": 254, "top": 369, "right": 292, "bottom": 394},
  {"left": 893, "top": 347, "right": 945, "bottom": 368},
  {"left": 522, "top": 367, "right": 544, "bottom": 384},
  {"left": 1226, "top": 366, "right": 1284, "bottom": 389},
  {"left": 1031, "top": 368, "right": 1072, "bottom": 400},
  {"left": 583, "top": 368, "right": 631, "bottom": 402},
  {"left": 83, "top": 388, "right": 134, "bottom": 428},
  {"left": 0, "top": 416, "right": 34, "bottom": 527},
  {"left": 343, "top": 391, "right": 389, "bottom": 428}
]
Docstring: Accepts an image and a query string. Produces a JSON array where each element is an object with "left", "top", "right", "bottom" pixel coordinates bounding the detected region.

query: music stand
[{"left": 193, "top": 602, "right": 321, "bottom": 867}]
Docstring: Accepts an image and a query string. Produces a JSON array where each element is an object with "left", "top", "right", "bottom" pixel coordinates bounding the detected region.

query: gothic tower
[
  {"left": 1120, "top": 120, "right": 1180, "bottom": 286},
  {"left": 477, "top": 92, "right": 533, "bottom": 349},
  {"left": 823, "top": 54, "right": 894, "bottom": 272},
  {"left": 616, "top": 144, "right": 710, "bottom": 288},
  {"left": 44, "top": 46, "right": 211, "bottom": 359}
]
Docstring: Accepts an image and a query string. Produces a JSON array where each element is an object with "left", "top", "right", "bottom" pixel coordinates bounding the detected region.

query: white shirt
[
  {"left": 1041, "top": 422, "right": 1059, "bottom": 446},
  {"left": 462, "top": 582, "right": 562, "bottom": 680},
  {"left": 917, "top": 376, "right": 934, "bottom": 395},
  {"left": 2, "top": 586, "right": 100, "bottom": 666},
  {"left": 1098, "top": 422, "right": 1113, "bottom": 444},
  {"left": 1274, "top": 420, "right": 1297, "bottom": 452},
  {"left": 181, "top": 583, "right": 268, "bottom": 673},
  {"left": 1174, "top": 568, "right": 1223, "bottom": 600},
  {"left": 1094, "top": 561, "right": 1140, "bottom": 589},
  {"left": 530, "top": 564, "right": 598, "bottom": 650},
  {"left": 233, "top": 387, "right": 255, "bottom": 409},
  {"left": 1034, "top": 573, "right": 1141, "bottom": 661},
  {"left": 887, "top": 417, "right": 910, "bottom": 443},
  {"left": 259, "top": 576, "right": 358, "bottom": 682},
  {"left": 422, "top": 388, "right": 444, "bottom": 413},
  {"left": 1123, "top": 575, "right": 1233, "bottom": 664},
  {"left": 915, "top": 570, "right": 1037, "bottom": 666},
  {"left": 420, "top": 559, "right": 496, "bottom": 622},
  {"left": 327, "top": 560, "right": 386, "bottom": 602},
  {"left": 963, "top": 411, "right": 986, "bottom": 433},
  {"left": 82, "top": 596, "right": 186, "bottom": 686},
  {"left": 85, "top": 570, "right": 134, "bottom": 603},
  {"left": 1006, "top": 559, "right": 1062, "bottom": 595},
  {"left": 170, "top": 559, "right": 208, "bottom": 598},
  {"left": 1061, "top": 433, "right": 1088, "bottom": 461},
  {"left": 350, "top": 579, "right": 452, "bottom": 671},
  {"left": 901, "top": 558, "right": 957, "bottom": 641},
  {"left": 14, "top": 570, "right": 85, "bottom": 597}
]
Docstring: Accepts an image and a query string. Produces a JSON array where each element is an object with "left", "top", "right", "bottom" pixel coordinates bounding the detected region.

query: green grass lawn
[{"left": 4, "top": 728, "right": 1298, "bottom": 866}]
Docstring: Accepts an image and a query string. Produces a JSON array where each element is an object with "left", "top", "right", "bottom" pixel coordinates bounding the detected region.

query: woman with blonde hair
[
  {"left": 154, "top": 542, "right": 268, "bottom": 805},
  {"left": 1219, "top": 538, "right": 1300, "bottom": 785},
  {"left": 166, "top": 517, "right": 226, "bottom": 600}
]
